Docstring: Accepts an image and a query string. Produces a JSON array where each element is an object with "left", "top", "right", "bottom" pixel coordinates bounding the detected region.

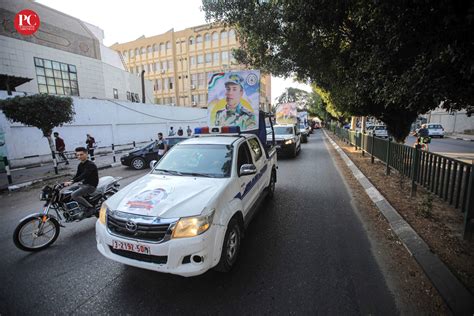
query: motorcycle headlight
[
  {"left": 99, "top": 203, "right": 109, "bottom": 225},
  {"left": 284, "top": 139, "right": 293, "bottom": 145},
  {"left": 172, "top": 209, "right": 215, "bottom": 239}
]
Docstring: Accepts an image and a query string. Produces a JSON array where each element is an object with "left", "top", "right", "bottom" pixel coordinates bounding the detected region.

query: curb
[
  {"left": 445, "top": 135, "right": 474, "bottom": 142},
  {"left": 323, "top": 130, "right": 474, "bottom": 315},
  {"left": 4, "top": 162, "right": 122, "bottom": 192}
]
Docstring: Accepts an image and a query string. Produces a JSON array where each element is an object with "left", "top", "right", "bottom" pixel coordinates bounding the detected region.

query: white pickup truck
[{"left": 96, "top": 128, "right": 277, "bottom": 277}]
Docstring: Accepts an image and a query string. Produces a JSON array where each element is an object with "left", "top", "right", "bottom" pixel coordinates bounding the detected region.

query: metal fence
[{"left": 329, "top": 124, "right": 474, "bottom": 239}]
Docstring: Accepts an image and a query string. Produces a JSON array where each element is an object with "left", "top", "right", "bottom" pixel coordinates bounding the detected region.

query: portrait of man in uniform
[{"left": 214, "top": 74, "right": 257, "bottom": 130}]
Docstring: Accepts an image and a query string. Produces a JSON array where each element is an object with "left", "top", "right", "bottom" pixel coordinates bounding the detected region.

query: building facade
[
  {"left": 0, "top": 0, "right": 153, "bottom": 102},
  {"left": 111, "top": 24, "right": 271, "bottom": 109}
]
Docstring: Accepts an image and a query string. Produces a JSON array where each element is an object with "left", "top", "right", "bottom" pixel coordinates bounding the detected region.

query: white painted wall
[
  {"left": 0, "top": 35, "right": 152, "bottom": 101},
  {"left": 0, "top": 94, "right": 207, "bottom": 167},
  {"left": 424, "top": 109, "right": 473, "bottom": 134}
]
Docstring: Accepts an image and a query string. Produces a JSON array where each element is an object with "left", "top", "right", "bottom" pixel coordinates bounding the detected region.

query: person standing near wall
[
  {"left": 86, "top": 134, "right": 96, "bottom": 161},
  {"left": 54, "top": 132, "right": 69, "bottom": 165},
  {"left": 156, "top": 132, "right": 168, "bottom": 160},
  {"left": 168, "top": 126, "right": 175, "bottom": 136},
  {"left": 177, "top": 126, "right": 184, "bottom": 136},
  {"left": 186, "top": 125, "right": 192, "bottom": 136}
]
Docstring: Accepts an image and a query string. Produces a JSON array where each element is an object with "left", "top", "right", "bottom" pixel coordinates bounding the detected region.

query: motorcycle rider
[
  {"left": 63, "top": 147, "right": 99, "bottom": 217},
  {"left": 413, "top": 124, "right": 430, "bottom": 149}
]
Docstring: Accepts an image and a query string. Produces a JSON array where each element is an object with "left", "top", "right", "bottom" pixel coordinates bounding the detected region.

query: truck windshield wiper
[
  {"left": 182, "top": 172, "right": 218, "bottom": 178},
  {"left": 154, "top": 169, "right": 183, "bottom": 176}
]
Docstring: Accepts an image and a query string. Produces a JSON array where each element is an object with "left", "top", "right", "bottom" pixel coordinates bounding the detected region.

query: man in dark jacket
[
  {"left": 64, "top": 147, "right": 99, "bottom": 217},
  {"left": 54, "top": 132, "right": 69, "bottom": 165}
]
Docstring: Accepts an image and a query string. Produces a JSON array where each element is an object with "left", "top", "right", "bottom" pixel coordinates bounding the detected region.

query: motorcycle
[{"left": 13, "top": 176, "right": 121, "bottom": 252}]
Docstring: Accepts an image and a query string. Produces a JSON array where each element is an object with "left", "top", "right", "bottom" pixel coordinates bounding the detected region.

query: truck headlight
[
  {"left": 172, "top": 209, "right": 215, "bottom": 238},
  {"left": 99, "top": 203, "right": 109, "bottom": 225},
  {"left": 284, "top": 139, "right": 293, "bottom": 145}
]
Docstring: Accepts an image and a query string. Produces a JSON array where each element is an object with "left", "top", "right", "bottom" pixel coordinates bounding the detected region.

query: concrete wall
[{"left": 0, "top": 94, "right": 207, "bottom": 167}]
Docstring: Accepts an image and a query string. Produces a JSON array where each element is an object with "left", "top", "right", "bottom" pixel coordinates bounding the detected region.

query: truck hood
[
  {"left": 268, "top": 135, "right": 293, "bottom": 141},
  {"left": 106, "top": 174, "right": 228, "bottom": 218}
]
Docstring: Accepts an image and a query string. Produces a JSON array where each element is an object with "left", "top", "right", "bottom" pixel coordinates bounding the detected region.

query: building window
[
  {"left": 230, "top": 50, "right": 237, "bottom": 64},
  {"left": 34, "top": 57, "right": 79, "bottom": 96},
  {"left": 205, "top": 53, "right": 212, "bottom": 64},
  {"left": 204, "top": 33, "right": 211, "bottom": 48},
  {"left": 167, "top": 60, "right": 173, "bottom": 70},
  {"left": 113, "top": 88, "right": 118, "bottom": 99},
  {"left": 147, "top": 46, "right": 152, "bottom": 54},
  {"left": 160, "top": 43, "right": 165, "bottom": 53},
  {"left": 166, "top": 41, "right": 171, "bottom": 51},
  {"left": 152, "top": 44, "right": 158, "bottom": 53},
  {"left": 229, "top": 29, "right": 236, "bottom": 42},
  {"left": 197, "top": 54, "right": 204, "bottom": 64},
  {"left": 189, "top": 36, "right": 195, "bottom": 45},
  {"left": 169, "top": 77, "right": 174, "bottom": 90},
  {"left": 221, "top": 31, "right": 228, "bottom": 43},
  {"left": 155, "top": 62, "right": 160, "bottom": 72},
  {"left": 213, "top": 52, "right": 219, "bottom": 65},
  {"left": 135, "top": 48, "right": 139, "bottom": 56},
  {"left": 212, "top": 32, "right": 218, "bottom": 44},
  {"left": 221, "top": 51, "right": 229, "bottom": 62},
  {"left": 196, "top": 35, "right": 202, "bottom": 49},
  {"left": 140, "top": 47, "right": 146, "bottom": 55},
  {"left": 130, "top": 49, "right": 134, "bottom": 58},
  {"left": 198, "top": 73, "right": 205, "bottom": 88},
  {"left": 164, "top": 78, "right": 169, "bottom": 90},
  {"left": 190, "top": 56, "right": 196, "bottom": 66},
  {"left": 191, "top": 74, "right": 198, "bottom": 87}
]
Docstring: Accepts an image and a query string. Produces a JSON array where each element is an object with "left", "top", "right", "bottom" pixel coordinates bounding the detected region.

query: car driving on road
[
  {"left": 268, "top": 124, "right": 301, "bottom": 158},
  {"left": 96, "top": 128, "right": 277, "bottom": 277}
]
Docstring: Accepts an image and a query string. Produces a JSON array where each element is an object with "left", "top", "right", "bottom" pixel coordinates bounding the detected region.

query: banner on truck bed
[
  {"left": 298, "top": 111, "right": 309, "bottom": 126},
  {"left": 207, "top": 70, "right": 260, "bottom": 132},
  {"left": 276, "top": 102, "right": 297, "bottom": 124}
]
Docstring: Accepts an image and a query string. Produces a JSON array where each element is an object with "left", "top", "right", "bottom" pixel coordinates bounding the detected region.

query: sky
[{"left": 36, "top": 0, "right": 312, "bottom": 102}]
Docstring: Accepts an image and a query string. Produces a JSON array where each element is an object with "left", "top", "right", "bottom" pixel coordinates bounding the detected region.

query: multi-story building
[
  {"left": 111, "top": 24, "right": 271, "bottom": 109},
  {"left": 0, "top": 0, "right": 153, "bottom": 102}
]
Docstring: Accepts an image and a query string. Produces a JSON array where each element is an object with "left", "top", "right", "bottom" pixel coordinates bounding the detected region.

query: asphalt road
[
  {"left": 405, "top": 135, "right": 474, "bottom": 154},
  {"left": 0, "top": 131, "right": 399, "bottom": 315}
]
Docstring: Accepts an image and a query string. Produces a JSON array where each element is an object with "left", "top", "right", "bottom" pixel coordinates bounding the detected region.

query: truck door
[
  {"left": 236, "top": 141, "right": 259, "bottom": 217},
  {"left": 247, "top": 137, "right": 267, "bottom": 195}
]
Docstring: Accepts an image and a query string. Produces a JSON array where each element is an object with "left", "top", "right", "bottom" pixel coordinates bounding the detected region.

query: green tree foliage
[
  {"left": 202, "top": 0, "right": 474, "bottom": 141},
  {"left": 275, "top": 87, "right": 309, "bottom": 109},
  {"left": 0, "top": 94, "right": 74, "bottom": 152}
]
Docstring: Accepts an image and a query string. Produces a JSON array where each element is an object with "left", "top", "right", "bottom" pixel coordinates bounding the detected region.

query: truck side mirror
[{"left": 239, "top": 164, "right": 257, "bottom": 176}]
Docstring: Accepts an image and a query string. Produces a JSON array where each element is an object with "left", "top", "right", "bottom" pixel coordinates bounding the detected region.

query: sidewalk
[
  {"left": 0, "top": 153, "right": 122, "bottom": 191},
  {"left": 445, "top": 133, "right": 474, "bottom": 141}
]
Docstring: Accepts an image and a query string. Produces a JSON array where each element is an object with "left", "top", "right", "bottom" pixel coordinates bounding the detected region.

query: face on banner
[
  {"left": 207, "top": 71, "right": 260, "bottom": 131},
  {"left": 276, "top": 103, "right": 297, "bottom": 124}
]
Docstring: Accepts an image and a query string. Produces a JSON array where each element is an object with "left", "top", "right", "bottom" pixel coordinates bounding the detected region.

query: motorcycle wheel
[{"left": 13, "top": 215, "right": 60, "bottom": 251}]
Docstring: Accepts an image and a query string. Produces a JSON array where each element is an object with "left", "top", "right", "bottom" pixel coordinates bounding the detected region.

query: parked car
[
  {"left": 423, "top": 123, "right": 445, "bottom": 138},
  {"left": 96, "top": 127, "right": 278, "bottom": 277},
  {"left": 268, "top": 124, "right": 301, "bottom": 158},
  {"left": 370, "top": 125, "right": 388, "bottom": 138},
  {"left": 121, "top": 136, "right": 189, "bottom": 170}
]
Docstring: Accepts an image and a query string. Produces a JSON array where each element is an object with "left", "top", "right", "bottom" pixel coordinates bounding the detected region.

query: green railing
[{"left": 328, "top": 124, "right": 474, "bottom": 239}]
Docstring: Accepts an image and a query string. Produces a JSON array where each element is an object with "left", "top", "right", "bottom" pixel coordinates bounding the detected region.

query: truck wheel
[
  {"left": 131, "top": 157, "right": 145, "bottom": 170},
  {"left": 214, "top": 218, "right": 241, "bottom": 272},
  {"left": 266, "top": 170, "right": 276, "bottom": 199}
]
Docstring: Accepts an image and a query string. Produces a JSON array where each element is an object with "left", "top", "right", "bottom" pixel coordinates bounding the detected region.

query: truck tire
[
  {"left": 266, "top": 170, "right": 276, "bottom": 199},
  {"left": 214, "top": 218, "right": 241, "bottom": 272}
]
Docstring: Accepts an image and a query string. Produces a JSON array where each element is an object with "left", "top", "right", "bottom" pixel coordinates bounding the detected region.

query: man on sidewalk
[
  {"left": 53, "top": 132, "right": 69, "bottom": 165},
  {"left": 63, "top": 147, "right": 99, "bottom": 218}
]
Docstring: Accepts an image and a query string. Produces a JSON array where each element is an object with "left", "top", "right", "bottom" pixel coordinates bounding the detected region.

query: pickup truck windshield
[
  {"left": 274, "top": 127, "right": 294, "bottom": 135},
  {"left": 153, "top": 144, "right": 232, "bottom": 178}
]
